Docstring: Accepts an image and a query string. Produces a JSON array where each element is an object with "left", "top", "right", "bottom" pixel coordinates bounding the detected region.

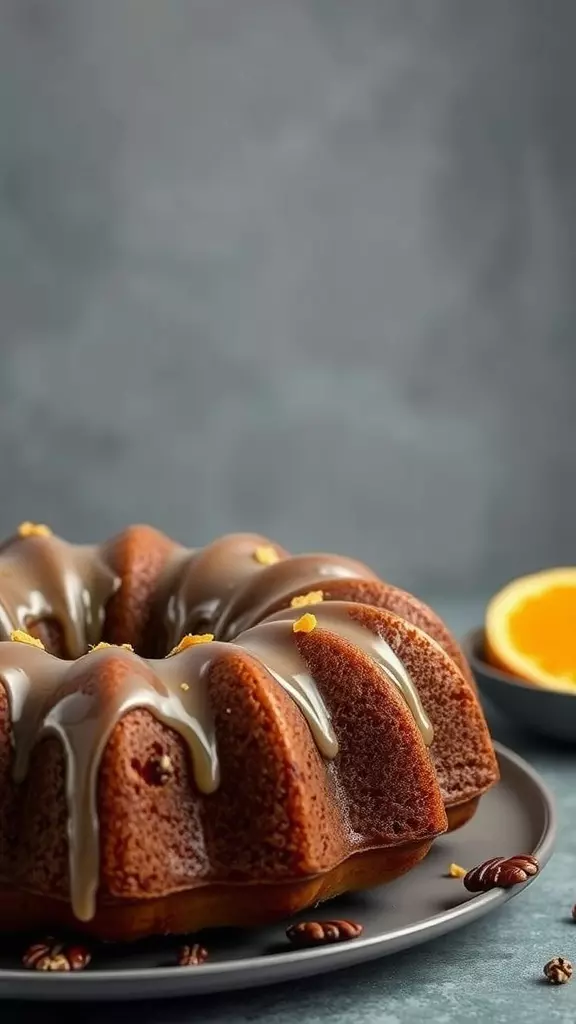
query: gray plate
[
  {"left": 0, "top": 742, "right": 555, "bottom": 1001},
  {"left": 463, "top": 627, "right": 576, "bottom": 744}
]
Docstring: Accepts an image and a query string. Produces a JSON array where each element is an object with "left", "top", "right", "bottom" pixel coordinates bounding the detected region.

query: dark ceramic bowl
[{"left": 462, "top": 627, "right": 576, "bottom": 745}]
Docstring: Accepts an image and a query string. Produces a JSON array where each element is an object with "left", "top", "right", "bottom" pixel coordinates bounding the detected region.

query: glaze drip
[
  {"left": 42, "top": 648, "right": 221, "bottom": 921},
  {"left": 0, "top": 534, "right": 120, "bottom": 659},
  {"left": 0, "top": 622, "right": 337, "bottom": 922},
  {"left": 262, "top": 602, "right": 434, "bottom": 746},
  {"left": 234, "top": 622, "right": 339, "bottom": 758}
]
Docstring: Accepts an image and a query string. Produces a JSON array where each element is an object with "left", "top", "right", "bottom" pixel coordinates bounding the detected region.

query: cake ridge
[{"left": 260, "top": 601, "right": 434, "bottom": 745}]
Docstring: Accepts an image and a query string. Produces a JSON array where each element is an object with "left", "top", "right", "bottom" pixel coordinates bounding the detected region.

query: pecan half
[
  {"left": 464, "top": 854, "right": 539, "bottom": 892},
  {"left": 177, "top": 943, "right": 208, "bottom": 966},
  {"left": 65, "top": 945, "right": 92, "bottom": 971},
  {"left": 286, "top": 920, "right": 363, "bottom": 948},
  {"left": 22, "top": 938, "right": 91, "bottom": 972},
  {"left": 544, "top": 957, "right": 572, "bottom": 984}
]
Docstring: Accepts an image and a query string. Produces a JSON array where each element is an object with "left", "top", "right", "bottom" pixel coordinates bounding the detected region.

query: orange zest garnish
[
  {"left": 88, "top": 642, "right": 134, "bottom": 654},
  {"left": 448, "top": 863, "right": 467, "bottom": 879},
  {"left": 290, "top": 590, "right": 323, "bottom": 609},
  {"left": 169, "top": 634, "right": 214, "bottom": 657},
  {"left": 10, "top": 630, "right": 45, "bottom": 650},
  {"left": 17, "top": 522, "right": 52, "bottom": 539},
  {"left": 253, "top": 546, "right": 280, "bottom": 566},
  {"left": 292, "top": 613, "right": 317, "bottom": 634}
]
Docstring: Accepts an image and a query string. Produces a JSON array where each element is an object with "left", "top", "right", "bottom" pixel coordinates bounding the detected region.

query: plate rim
[{"left": 0, "top": 741, "right": 557, "bottom": 1000}]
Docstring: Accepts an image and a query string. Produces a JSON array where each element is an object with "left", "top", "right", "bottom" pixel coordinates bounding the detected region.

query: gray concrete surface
[{"left": 1, "top": 0, "right": 575, "bottom": 599}]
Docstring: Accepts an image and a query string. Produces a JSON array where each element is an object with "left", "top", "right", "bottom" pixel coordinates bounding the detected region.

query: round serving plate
[{"left": 0, "top": 742, "right": 555, "bottom": 1001}]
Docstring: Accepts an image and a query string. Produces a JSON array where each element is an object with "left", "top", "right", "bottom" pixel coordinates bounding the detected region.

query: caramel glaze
[
  {"left": 0, "top": 528, "right": 434, "bottom": 923},
  {"left": 151, "top": 533, "right": 290, "bottom": 653},
  {"left": 153, "top": 538, "right": 431, "bottom": 734},
  {"left": 0, "top": 534, "right": 119, "bottom": 659},
  {"left": 152, "top": 534, "right": 381, "bottom": 645},
  {"left": 214, "top": 553, "right": 382, "bottom": 641},
  {"left": 0, "top": 628, "right": 337, "bottom": 922}
]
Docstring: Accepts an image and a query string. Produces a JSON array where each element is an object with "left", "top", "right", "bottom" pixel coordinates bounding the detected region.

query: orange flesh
[{"left": 509, "top": 585, "right": 576, "bottom": 680}]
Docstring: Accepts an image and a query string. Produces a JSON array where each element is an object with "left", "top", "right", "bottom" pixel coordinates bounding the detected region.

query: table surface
[{"left": 6, "top": 599, "right": 576, "bottom": 1024}]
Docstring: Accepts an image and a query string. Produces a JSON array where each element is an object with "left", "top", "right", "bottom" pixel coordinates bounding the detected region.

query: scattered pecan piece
[
  {"left": 464, "top": 854, "right": 539, "bottom": 892},
  {"left": 544, "top": 957, "right": 573, "bottom": 985},
  {"left": 286, "top": 920, "right": 363, "bottom": 948},
  {"left": 571, "top": 904, "right": 576, "bottom": 921},
  {"left": 65, "top": 945, "right": 92, "bottom": 971},
  {"left": 22, "top": 939, "right": 91, "bottom": 972},
  {"left": 177, "top": 943, "right": 208, "bottom": 966}
]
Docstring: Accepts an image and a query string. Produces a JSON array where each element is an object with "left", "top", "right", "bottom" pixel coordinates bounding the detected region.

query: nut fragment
[
  {"left": 290, "top": 591, "right": 324, "bottom": 609},
  {"left": 571, "top": 904, "right": 576, "bottom": 922},
  {"left": 38, "top": 954, "right": 70, "bottom": 972},
  {"left": 253, "top": 545, "right": 280, "bottom": 566},
  {"left": 10, "top": 630, "right": 45, "bottom": 650},
  {"left": 22, "top": 941, "right": 61, "bottom": 970},
  {"left": 543, "top": 957, "right": 572, "bottom": 984},
  {"left": 169, "top": 634, "right": 214, "bottom": 657},
  {"left": 292, "top": 613, "right": 317, "bottom": 634},
  {"left": 177, "top": 943, "right": 208, "bottom": 966},
  {"left": 64, "top": 945, "right": 92, "bottom": 971},
  {"left": 22, "top": 939, "right": 91, "bottom": 972},
  {"left": 464, "top": 854, "right": 539, "bottom": 892},
  {"left": 149, "top": 753, "right": 175, "bottom": 785},
  {"left": 448, "top": 862, "right": 467, "bottom": 879},
  {"left": 17, "top": 522, "right": 52, "bottom": 539},
  {"left": 286, "top": 920, "right": 363, "bottom": 948}
]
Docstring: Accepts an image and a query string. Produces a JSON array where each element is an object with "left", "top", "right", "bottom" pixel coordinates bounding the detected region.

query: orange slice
[{"left": 485, "top": 568, "right": 576, "bottom": 692}]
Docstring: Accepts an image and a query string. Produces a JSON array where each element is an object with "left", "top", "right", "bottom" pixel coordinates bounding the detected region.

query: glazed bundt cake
[{"left": 0, "top": 523, "right": 499, "bottom": 941}]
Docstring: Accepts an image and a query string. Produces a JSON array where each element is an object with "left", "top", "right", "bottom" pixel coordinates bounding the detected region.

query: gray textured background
[{"left": 1, "top": 0, "right": 574, "bottom": 598}]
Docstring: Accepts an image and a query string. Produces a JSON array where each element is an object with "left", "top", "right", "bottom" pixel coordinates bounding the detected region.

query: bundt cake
[{"left": 0, "top": 523, "right": 499, "bottom": 942}]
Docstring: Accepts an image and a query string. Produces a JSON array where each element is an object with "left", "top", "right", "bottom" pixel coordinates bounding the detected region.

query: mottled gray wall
[{"left": 1, "top": 0, "right": 574, "bottom": 598}]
